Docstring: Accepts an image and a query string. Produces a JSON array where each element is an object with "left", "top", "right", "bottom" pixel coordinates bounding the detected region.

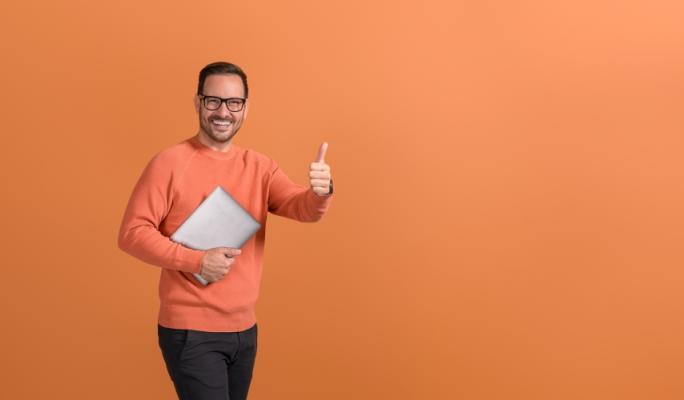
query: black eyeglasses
[{"left": 199, "top": 95, "right": 246, "bottom": 112}]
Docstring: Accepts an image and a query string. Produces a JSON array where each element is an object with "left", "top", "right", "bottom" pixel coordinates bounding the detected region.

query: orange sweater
[{"left": 118, "top": 135, "right": 333, "bottom": 332}]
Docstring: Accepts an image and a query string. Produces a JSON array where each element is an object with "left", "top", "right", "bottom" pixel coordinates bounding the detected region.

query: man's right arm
[{"left": 117, "top": 154, "right": 204, "bottom": 274}]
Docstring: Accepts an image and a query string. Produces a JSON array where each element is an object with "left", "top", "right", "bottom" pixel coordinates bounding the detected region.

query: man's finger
[
  {"left": 309, "top": 170, "right": 331, "bottom": 179},
  {"left": 310, "top": 179, "right": 329, "bottom": 187},
  {"left": 315, "top": 142, "right": 328, "bottom": 163},
  {"left": 220, "top": 248, "right": 242, "bottom": 257},
  {"left": 310, "top": 162, "right": 331, "bottom": 172}
]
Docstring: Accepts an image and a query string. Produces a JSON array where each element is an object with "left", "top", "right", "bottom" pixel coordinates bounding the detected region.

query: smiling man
[{"left": 118, "top": 61, "right": 333, "bottom": 400}]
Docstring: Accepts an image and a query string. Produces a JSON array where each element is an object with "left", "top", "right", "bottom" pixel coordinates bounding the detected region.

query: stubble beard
[{"left": 199, "top": 114, "right": 241, "bottom": 144}]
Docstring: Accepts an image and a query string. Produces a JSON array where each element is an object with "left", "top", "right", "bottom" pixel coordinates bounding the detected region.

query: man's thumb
[
  {"left": 222, "top": 248, "right": 242, "bottom": 257},
  {"left": 315, "top": 142, "right": 328, "bottom": 163}
]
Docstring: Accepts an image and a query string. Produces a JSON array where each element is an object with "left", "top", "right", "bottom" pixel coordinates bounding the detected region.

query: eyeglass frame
[{"left": 198, "top": 94, "right": 247, "bottom": 112}]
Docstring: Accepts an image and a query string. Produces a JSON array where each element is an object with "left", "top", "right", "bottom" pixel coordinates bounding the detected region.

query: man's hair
[{"left": 197, "top": 61, "right": 249, "bottom": 98}]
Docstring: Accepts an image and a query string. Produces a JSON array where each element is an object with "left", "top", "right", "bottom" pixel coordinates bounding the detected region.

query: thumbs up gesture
[{"left": 310, "top": 142, "right": 333, "bottom": 196}]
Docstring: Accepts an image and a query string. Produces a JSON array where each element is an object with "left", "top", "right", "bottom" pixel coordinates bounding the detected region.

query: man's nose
[{"left": 215, "top": 101, "right": 233, "bottom": 114}]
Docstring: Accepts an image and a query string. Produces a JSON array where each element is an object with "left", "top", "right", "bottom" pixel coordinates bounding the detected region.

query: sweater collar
[{"left": 189, "top": 135, "right": 240, "bottom": 160}]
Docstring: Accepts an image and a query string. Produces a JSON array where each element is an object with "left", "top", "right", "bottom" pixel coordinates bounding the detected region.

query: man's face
[{"left": 194, "top": 73, "right": 249, "bottom": 145}]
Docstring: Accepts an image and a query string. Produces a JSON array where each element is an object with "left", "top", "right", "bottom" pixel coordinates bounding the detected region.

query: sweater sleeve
[
  {"left": 117, "top": 154, "right": 204, "bottom": 273},
  {"left": 267, "top": 163, "right": 333, "bottom": 222}
]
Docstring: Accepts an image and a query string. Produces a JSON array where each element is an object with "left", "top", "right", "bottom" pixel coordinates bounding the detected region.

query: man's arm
[
  {"left": 117, "top": 154, "right": 204, "bottom": 274},
  {"left": 267, "top": 143, "right": 334, "bottom": 222}
]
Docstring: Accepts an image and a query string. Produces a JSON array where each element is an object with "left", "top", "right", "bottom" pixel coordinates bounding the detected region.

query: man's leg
[
  {"left": 158, "top": 324, "right": 231, "bottom": 400},
  {"left": 227, "top": 324, "right": 258, "bottom": 400}
]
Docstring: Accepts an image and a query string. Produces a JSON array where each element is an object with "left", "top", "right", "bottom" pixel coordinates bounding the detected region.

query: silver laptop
[{"left": 170, "top": 185, "right": 261, "bottom": 285}]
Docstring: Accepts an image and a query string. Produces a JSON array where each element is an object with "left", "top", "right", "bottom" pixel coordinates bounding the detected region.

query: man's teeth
[{"left": 213, "top": 120, "right": 232, "bottom": 125}]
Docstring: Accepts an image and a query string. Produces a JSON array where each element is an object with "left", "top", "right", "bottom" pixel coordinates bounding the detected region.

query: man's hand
[
  {"left": 310, "top": 142, "right": 332, "bottom": 196},
  {"left": 199, "top": 247, "right": 241, "bottom": 283}
]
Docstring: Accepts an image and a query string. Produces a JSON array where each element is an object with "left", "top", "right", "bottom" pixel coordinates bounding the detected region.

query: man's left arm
[{"left": 267, "top": 142, "right": 334, "bottom": 222}]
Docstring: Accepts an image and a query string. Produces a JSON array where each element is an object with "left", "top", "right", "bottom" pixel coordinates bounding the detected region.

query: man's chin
[{"left": 206, "top": 130, "right": 236, "bottom": 143}]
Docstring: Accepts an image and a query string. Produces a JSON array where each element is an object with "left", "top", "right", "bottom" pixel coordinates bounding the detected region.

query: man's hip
[{"left": 158, "top": 323, "right": 258, "bottom": 400}]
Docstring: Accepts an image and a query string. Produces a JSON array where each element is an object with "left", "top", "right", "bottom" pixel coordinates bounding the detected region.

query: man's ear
[
  {"left": 243, "top": 99, "right": 250, "bottom": 120},
  {"left": 193, "top": 95, "right": 200, "bottom": 113}
]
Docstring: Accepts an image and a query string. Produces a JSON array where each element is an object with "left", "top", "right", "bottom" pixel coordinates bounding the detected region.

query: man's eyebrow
[{"left": 203, "top": 95, "right": 244, "bottom": 99}]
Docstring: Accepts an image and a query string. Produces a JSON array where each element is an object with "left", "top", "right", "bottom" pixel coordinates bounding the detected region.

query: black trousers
[{"left": 158, "top": 323, "right": 258, "bottom": 400}]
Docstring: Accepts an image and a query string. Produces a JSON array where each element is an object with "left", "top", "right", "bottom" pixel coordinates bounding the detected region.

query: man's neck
[{"left": 196, "top": 132, "right": 232, "bottom": 153}]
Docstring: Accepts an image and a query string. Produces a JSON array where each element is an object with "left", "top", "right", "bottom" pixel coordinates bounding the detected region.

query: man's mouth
[{"left": 212, "top": 119, "right": 233, "bottom": 127}]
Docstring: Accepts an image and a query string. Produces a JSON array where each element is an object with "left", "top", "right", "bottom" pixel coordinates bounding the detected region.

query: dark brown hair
[{"left": 197, "top": 62, "right": 249, "bottom": 98}]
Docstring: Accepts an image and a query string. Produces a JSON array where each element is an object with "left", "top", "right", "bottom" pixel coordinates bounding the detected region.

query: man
[{"left": 117, "top": 61, "right": 333, "bottom": 400}]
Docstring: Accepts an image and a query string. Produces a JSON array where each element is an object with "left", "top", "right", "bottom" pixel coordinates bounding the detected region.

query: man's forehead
[{"left": 202, "top": 73, "right": 245, "bottom": 96}]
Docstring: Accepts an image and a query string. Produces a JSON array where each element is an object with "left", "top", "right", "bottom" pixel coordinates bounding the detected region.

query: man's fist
[
  {"left": 310, "top": 142, "right": 332, "bottom": 196},
  {"left": 199, "top": 247, "right": 241, "bottom": 283}
]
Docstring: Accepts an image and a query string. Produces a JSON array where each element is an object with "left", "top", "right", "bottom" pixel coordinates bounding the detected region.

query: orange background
[{"left": 1, "top": 0, "right": 683, "bottom": 399}]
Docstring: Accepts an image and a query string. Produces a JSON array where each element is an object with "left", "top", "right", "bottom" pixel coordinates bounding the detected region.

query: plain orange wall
[{"left": 1, "top": 0, "right": 683, "bottom": 399}]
